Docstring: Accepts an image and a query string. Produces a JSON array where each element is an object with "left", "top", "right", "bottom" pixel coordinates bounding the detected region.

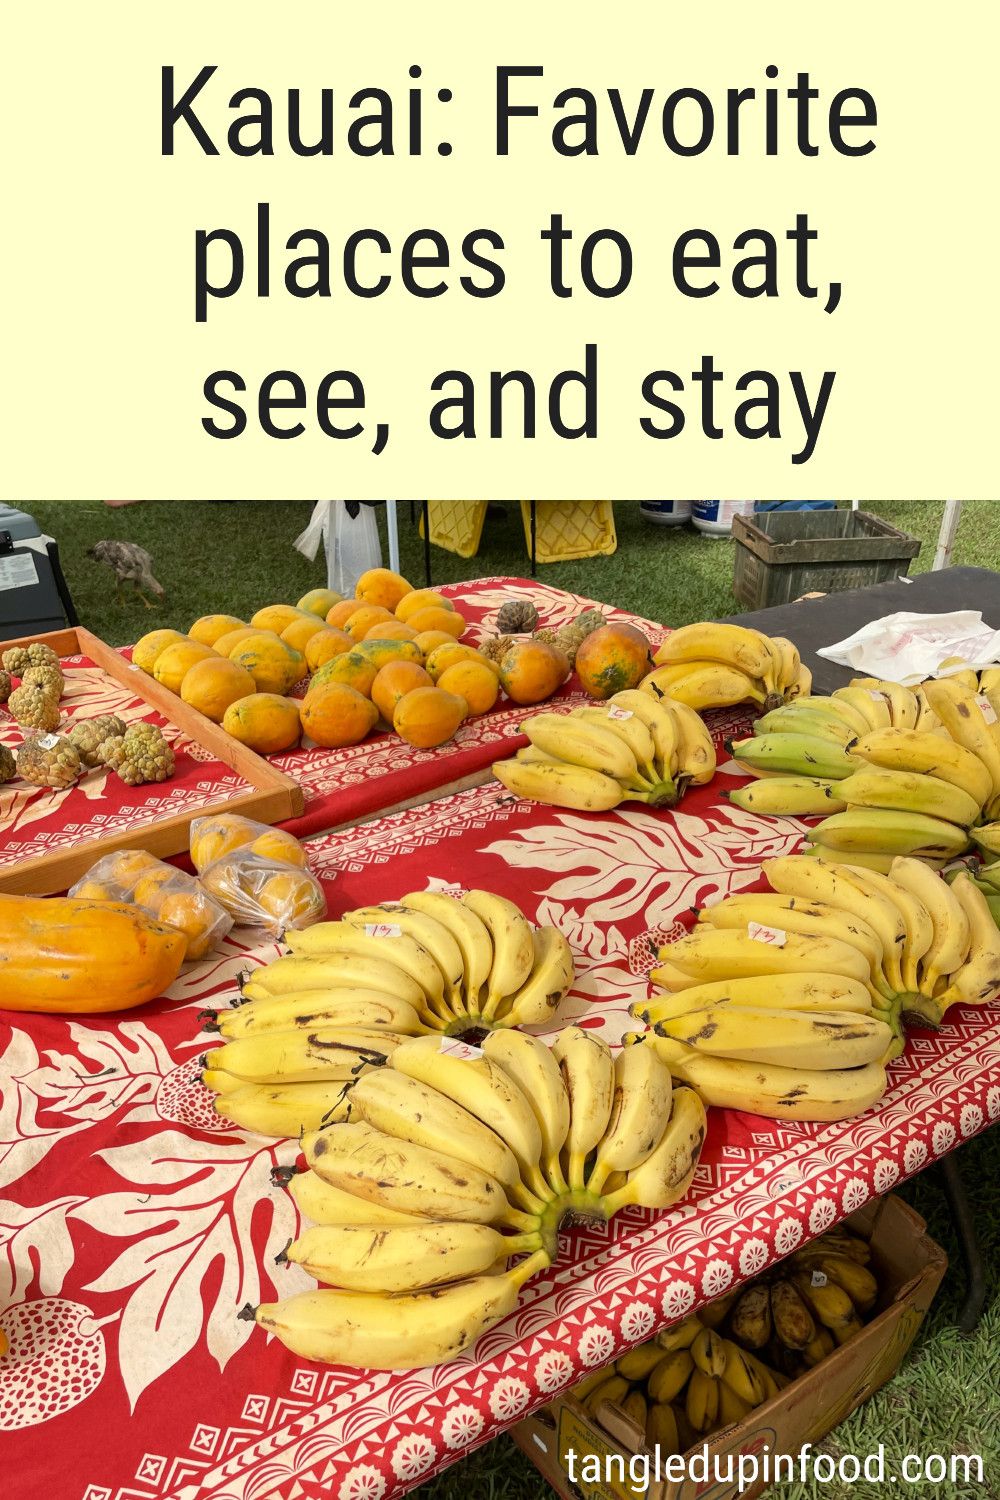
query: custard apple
[
  {"left": 479, "top": 635, "right": 514, "bottom": 664},
  {"left": 496, "top": 600, "right": 539, "bottom": 634},
  {"left": 0, "top": 669, "right": 10, "bottom": 705},
  {"left": 68, "top": 714, "right": 128, "bottom": 768},
  {"left": 101, "top": 723, "right": 175, "bottom": 786},
  {"left": 7, "top": 684, "right": 60, "bottom": 732},
  {"left": 21, "top": 665, "right": 64, "bottom": 698},
  {"left": 16, "top": 734, "right": 81, "bottom": 789},
  {"left": 1, "top": 647, "right": 31, "bottom": 676},
  {"left": 0, "top": 744, "right": 15, "bottom": 784},
  {"left": 27, "top": 643, "right": 61, "bottom": 671}
]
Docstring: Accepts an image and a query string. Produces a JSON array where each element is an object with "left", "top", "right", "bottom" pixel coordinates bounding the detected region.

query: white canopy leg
[{"left": 932, "top": 500, "right": 963, "bottom": 570}]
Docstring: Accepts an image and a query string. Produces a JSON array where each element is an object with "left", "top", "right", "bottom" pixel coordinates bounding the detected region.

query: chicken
[{"left": 87, "top": 541, "right": 165, "bottom": 609}]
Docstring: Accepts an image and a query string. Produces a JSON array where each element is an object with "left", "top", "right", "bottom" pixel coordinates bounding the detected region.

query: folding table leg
[
  {"left": 422, "top": 501, "right": 432, "bottom": 585},
  {"left": 936, "top": 1150, "right": 987, "bottom": 1334},
  {"left": 530, "top": 500, "right": 537, "bottom": 577}
]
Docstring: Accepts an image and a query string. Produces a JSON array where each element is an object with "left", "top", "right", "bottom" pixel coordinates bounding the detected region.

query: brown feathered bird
[{"left": 88, "top": 541, "right": 165, "bottom": 608}]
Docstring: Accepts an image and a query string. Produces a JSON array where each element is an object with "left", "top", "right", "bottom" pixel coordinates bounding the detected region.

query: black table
[{"left": 725, "top": 566, "right": 1000, "bottom": 693}]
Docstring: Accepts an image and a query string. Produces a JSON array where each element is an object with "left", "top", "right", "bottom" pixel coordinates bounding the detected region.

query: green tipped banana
[
  {"left": 727, "top": 777, "right": 845, "bottom": 816},
  {"left": 753, "top": 708, "right": 854, "bottom": 745},
  {"left": 726, "top": 735, "right": 859, "bottom": 780},
  {"left": 806, "top": 810, "right": 971, "bottom": 859}
]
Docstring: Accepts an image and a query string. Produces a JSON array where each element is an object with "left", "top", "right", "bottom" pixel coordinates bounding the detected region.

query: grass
[{"left": 22, "top": 498, "right": 1000, "bottom": 1499}]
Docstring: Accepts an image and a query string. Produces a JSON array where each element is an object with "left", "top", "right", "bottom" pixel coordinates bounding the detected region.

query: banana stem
[
  {"left": 584, "top": 1157, "right": 612, "bottom": 1196},
  {"left": 524, "top": 1161, "right": 558, "bottom": 1206},
  {"left": 543, "top": 1152, "right": 570, "bottom": 1197},
  {"left": 500, "top": 1203, "right": 543, "bottom": 1234},
  {"left": 597, "top": 1183, "right": 634, "bottom": 1217},
  {"left": 645, "top": 778, "right": 680, "bottom": 808},
  {"left": 503, "top": 1231, "right": 544, "bottom": 1257},
  {"left": 509, "top": 1177, "right": 548, "bottom": 1216},
  {"left": 507, "top": 1247, "right": 552, "bottom": 1289},
  {"left": 478, "top": 990, "right": 503, "bottom": 1024},
  {"left": 567, "top": 1150, "right": 588, "bottom": 1192}
]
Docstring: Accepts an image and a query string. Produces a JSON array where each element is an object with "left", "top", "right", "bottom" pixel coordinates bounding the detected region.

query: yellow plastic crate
[
  {"left": 520, "top": 501, "right": 617, "bottom": 563},
  {"left": 421, "top": 501, "right": 488, "bottom": 559}
]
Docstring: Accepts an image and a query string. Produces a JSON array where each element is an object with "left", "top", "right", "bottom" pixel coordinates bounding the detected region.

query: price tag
[
  {"left": 810, "top": 1270, "right": 829, "bottom": 1288},
  {"left": 439, "top": 1038, "right": 483, "bottom": 1060},
  {"left": 748, "top": 921, "right": 787, "bottom": 947},
  {"left": 869, "top": 690, "right": 888, "bottom": 704},
  {"left": 36, "top": 734, "right": 60, "bottom": 750},
  {"left": 976, "top": 694, "right": 998, "bottom": 725},
  {"left": 364, "top": 922, "right": 402, "bottom": 939},
  {"left": 607, "top": 707, "right": 634, "bottom": 721},
  {"left": 435, "top": 883, "right": 465, "bottom": 898}
]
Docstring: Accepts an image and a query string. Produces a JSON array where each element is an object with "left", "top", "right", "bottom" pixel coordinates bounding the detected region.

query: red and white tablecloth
[{"left": 4, "top": 762, "right": 999, "bottom": 1500}]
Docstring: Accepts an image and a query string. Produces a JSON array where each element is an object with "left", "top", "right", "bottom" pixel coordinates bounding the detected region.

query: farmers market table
[
  {"left": 5, "top": 768, "right": 1000, "bottom": 1500},
  {"left": 0, "top": 579, "right": 664, "bottom": 873}
]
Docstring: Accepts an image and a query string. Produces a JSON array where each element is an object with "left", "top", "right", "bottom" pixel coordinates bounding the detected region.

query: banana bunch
[
  {"left": 641, "top": 623, "right": 810, "bottom": 713},
  {"left": 201, "top": 889, "right": 577, "bottom": 1134},
  {"left": 493, "top": 692, "right": 716, "bottom": 812},
  {"left": 571, "top": 1221, "right": 878, "bottom": 1453},
  {"left": 242, "top": 1027, "right": 708, "bottom": 1369},
  {"left": 726, "top": 676, "right": 1000, "bottom": 868},
  {"left": 628, "top": 855, "right": 1000, "bottom": 1083}
]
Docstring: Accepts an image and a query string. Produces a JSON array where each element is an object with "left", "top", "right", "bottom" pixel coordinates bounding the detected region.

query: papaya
[
  {"left": 251, "top": 604, "right": 304, "bottom": 634},
  {"left": 106, "top": 849, "right": 161, "bottom": 888},
  {"left": 256, "top": 870, "right": 326, "bottom": 927},
  {"left": 364, "top": 620, "right": 419, "bottom": 643},
  {"left": 249, "top": 828, "right": 308, "bottom": 868},
  {"left": 132, "top": 628, "right": 187, "bottom": 675},
  {"left": 281, "top": 614, "right": 329, "bottom": 653},
  {"left": 393, "top": 686, "right": 467, "bottom": 748},
  {"left": 229, "top": 633, "right": 306, "bottom": 694},
  {"left": 0, "top": 894, "right": 186, "bottom": 1013},
  {"left": 436, "top": 660, "right": 500, "bottom": 716},
  {"left": 352, "top": 639, "right": 425, "bottom": 669},
  {"left": 188, "top": 614, "right": 246, "bottom": 647},
  {"left": 309, "top": 651, "right": 380, "bottom": 698},
  {"left": 371, "top": 661, "right": 433, "bottom": 723},
  {"left": 153, "top": 639, "right": 219, "bottom": 694},
  {"left": 498, "top": 640, "right": 570, "bottom": 705},
  {"left": 190, "top": 813, "right": 261, "bottom": 872},
  {"left": 180, "top": 657, "right": 257, "bottom": 722},
  {"left": 326, "top": 599, "right": 360, "bottom": 629},
  {"left": 344, "top": 604, "right": 396, "bottom": 641},
  {"left": 305, "top": 627, "right": 353, "bottom": 673},
  {"left": 156, "top": 888, "right": 224, "bottom": 961},
  {"left": 223, "top": 693, "right": 302, "bottom": 753},
  {"left": 575, "top": 623, "right": 654, "bottom": 700},
  {"left": 212, "top": 625, "right": 259, "bottom": 657},
  {"left": 298, "top": 587, "right": 343, "bottom": 618},
  {"left": 425, "top": 642, "right": 499, "bottom": 682},
  {"left": 395, "top": 589, "right": 455, "bottom": 623},
  {"left": 414, "top": 629, "right": 458, "bottom": 656},
  {"left": 300, "top": 681, "right": 379, "bottom": 747},
  {"left": 405, "top": 606, "right": 465, "bottom": 639},
  {"left": 355, "top": 567, "right": 414, "bottom": 612}
]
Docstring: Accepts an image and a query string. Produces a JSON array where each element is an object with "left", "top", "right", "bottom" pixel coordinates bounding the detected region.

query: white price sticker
[
  {"left": 869, "top": 690, "right": 888, "bottom": 704},
  {"left": 36, "top": 734, "right": 60, "bottom": 750},
  {"left": 365, "top": 922, "right": 402, "bottom": 939},
  {"left": 748, "top": 922, "right": 787, "bottom": 947},
  {"left": 439, "top": 1038, "right": 483, "bottom": 1060},
  {"left": 607, "top": 707, "right": 634, "bottom": 721},
  {"left": 810, "top": 1270, "right": 829, "bottom": 1288},
  {"left": 976, "top": 694, "right": 998, "bottom": 725}
]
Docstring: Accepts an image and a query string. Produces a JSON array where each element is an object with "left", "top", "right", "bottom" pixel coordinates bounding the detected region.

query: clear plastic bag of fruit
[
  {"left": 199, "top": 850, "right": 327, "bottom": 935},
  {"left": 69, "top": 849, "right": 233, "bottom": 961},
  {"left": 189, "top": 813, "right": 308, "bottom": 875}
]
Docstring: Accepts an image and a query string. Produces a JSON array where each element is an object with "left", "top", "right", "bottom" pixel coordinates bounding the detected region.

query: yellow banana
[
  {"left": 792, "top": 1269, "right": 857, "bottom": 1333},
  {"left": 573, "top": 704, "right": 658, "bottom": 780},
  {"left": 586, "top": 1043, "right": 675, "bottom": 1194},
  {"left": 922, "top": 678, "right": 1000, "bottom": 804},
  {"left": 717, "top": 1381, "right": 752, "bottom": 1426},
  {"left": 653, "top": 1006, "right": 891, "bottom": 1070},
  {"left": 348, "top": 1067, "right": 522, "bottom": 1192},
  {"left": 654, "top": 622, "right": 776, "bottom": 683},
  {"left": 493, "top": 757, "right": 627, "bottom": 811},
  {"left": 608, "top": 689, "right": 679, "bottom": 779},
  {"left": 762, "top": 854, "right": 907, "bottom": 995},
  {"left": 795, "top": 694, "right": 872, "bottom": 737},
  {"left": 284, "top": 923, "right": 446, "bottom": 1011},
  {"left": 599, "top": 1086, "right": 707, "bottom": 1212},
  {"left": 889, "top": 856, "right": 971, "bottom": 995},
  {"left": 251, "top": 1248, "right": 549, "bottom": 1369},
  {"left": 621, "top": 1390, "right": 648, "bottom": 1431},
  {"left": 719, "top": 1340, "right": 768, "bottom": 1406},
  {"left": 832, "top": 685, "right": 892, "bottom": 731},
  {"left": 246, "top": 953, "right": 425, "bottom": 1010},
  {"left": 551, "top": 1026, "right": 614, "bottom": 1190},
  {"left": 691, "top": 1327, "right": 727, "bottom": 1378},
  {"left": 806, "top": 810, "right": 969, "bottom": 859},
  {"left": 617, "top": 1342, "right": 674, "bottom": 1381},
  {"left": 835, "top": 767, "right": 981, "bottom": 826},
  {"left": 206, "top": 1027, "right": 402, "bottom": 1085},
  {"left": 646, "top": 1036, "right": 887, "bottom": 1122},
  {"left": 770, "top": 636, "right": 801, "bottom": 693},
  {"left": 663, "top": 698, "right": 718, "bottom": 785},
  {"left": 399, "top": 891, "right": 493, "bottom": 1012},
  {"left": 658, "top": 664, "right": 767, "bottom": 711},
  {"left": 647, "top": 1349, "right": 695, "bottom": 1404},
  {"left": 728, "top": 1285, "right": 771, "bottom": 1349},
  {"left": 344, "top": 904, "right": 465, "bottom": 1013},
  {"left": 810, "top": 1253, "right": 878, "bottom": 1313},
  {"left": 583, "top": 1373, "right": 630, "bottom": 1418},
  {"left": 850, "top": 678, "right": 920, "bottom": 730},
  {"left": 753, "top": 706, "right": 855, "bottom": 744},
  {"left": 801, "top": 1327, "right": 836, "bottom": 1367},
  {"left": 835, "top": 863, "right": 932, "bottom": 994},
  {"left": 287, "top": 1168, "right": 422, "bottom": 1227},
  {"left": 215, "top": 991, "right": 425, "bottom": 1041},
  {"left": 645, "top": 1400, "right": 680, "bottom": 1453},
  {"left": 636, "top": 972, "right": 873, "bottom": 1025},
  {"left": 281, "top": 1220, "right": 536, "bottom": 1292},
  {"left": 769, "top": 1279, "right": 816, "bottom": 1349},
  {"left": 848, "top": 727, "right": 993, "bottom": 807},
  {"left": 697, "top": 893, "right": 886, "bottom": 994},
  {"left": 464, "top": 889, "right": 535, "bottom": 1022},
  {"left": 521, "top": 712, "right": 647, "bottom": 787},
  {"left": 919, "top": 872, "right": 1000, "bottom": 1020},
  {"left": 214, "top": 1082, "right": 352, "bottom": 1137},
  {"left": 658, "top": 928, "right": 872, "bottom": 987},
  {"left": 655, "top": 1314, "right": 704, "bottom": 1351},
  {"left": 500, "top": 925, "right": 575, "bottom": 1028},
  {"left": 685, "top": 1369, "right": 721, "bottom": 1432},
  {"left": 482, "top": 1029, "right": 571, "bottom": 1194}
]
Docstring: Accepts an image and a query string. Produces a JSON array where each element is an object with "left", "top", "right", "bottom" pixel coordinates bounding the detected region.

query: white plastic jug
[
  {"left": 640, "top": 501, "right": 693, "bottom": 527},
  {"left": 691, "top": 500, "right": 756, "bottom": 536}
]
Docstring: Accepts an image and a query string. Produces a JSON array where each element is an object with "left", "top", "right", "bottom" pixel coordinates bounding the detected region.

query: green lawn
[{"left": 24, "top": 499, "right": 1000, "bottom": 1500}]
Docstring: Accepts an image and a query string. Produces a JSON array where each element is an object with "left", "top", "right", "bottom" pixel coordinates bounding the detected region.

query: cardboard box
[{"left": 511, "top": 1195, "right": 946, "bottom": 1500}]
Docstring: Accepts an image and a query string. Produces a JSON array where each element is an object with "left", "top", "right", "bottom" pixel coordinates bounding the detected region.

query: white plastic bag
[
  {"left": 294, "top": 501, "right": 382, "bottom": 595},
  {"left": 816, "top": 610, "right": 1000, "bottom": 684}
]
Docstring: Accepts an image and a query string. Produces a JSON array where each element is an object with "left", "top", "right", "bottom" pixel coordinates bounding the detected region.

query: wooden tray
[{"left": 0, "top": 626, "right": 304, "bottom": 895}]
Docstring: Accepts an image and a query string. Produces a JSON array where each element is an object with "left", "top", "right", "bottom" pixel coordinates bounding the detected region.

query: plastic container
[
  {"left": 200, "top": 850, "right": 327, "bottom": 935},
  {"left": 691, "top": 500, "right": 756, "bottom": 536},
  {"left": 70, "top": 850, "right": 233, "bottom": 961},
  {"left": 732, "top": 507, "right": 922, "bottom": 609},
  {"left": 639, "top": 501, "right": 692, "bottom": 527}
]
